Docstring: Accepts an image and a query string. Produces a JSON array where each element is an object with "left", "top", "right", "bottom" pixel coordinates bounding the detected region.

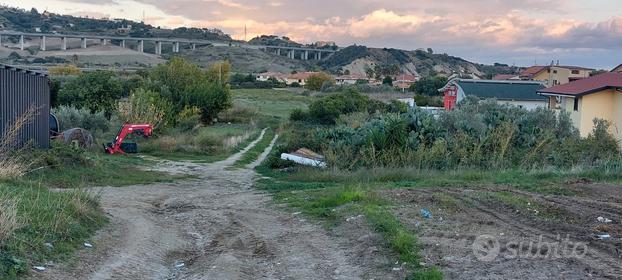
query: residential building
[
  {"left": 284, "top": 72, "right": 319, "bottom": 86},
  {"left": 314, "top": 41, "right": 336, "bottom": 48},
  {"left": 440, "top": 79, "right": 547, "bottom": 111},
  {"left": 392, "top": 74, "right": 419, "bottom": 90},
  {"left": 611, "top": 64, "right": 622, "bottom": 73},
  {"left": 0, "top": 64, "right": 51, "bottom": 148},
  {"left": 256, "top": 72, "right": 287, "bottom": 83},
  {"left": 334, "top": 73, "right": 370, "bottom": 85},
  {"left": 519, "top": 65, "right": 594, "bottom": 87},
  {"left": 537, "top": 72, "right": 622, "bottom": 141}
]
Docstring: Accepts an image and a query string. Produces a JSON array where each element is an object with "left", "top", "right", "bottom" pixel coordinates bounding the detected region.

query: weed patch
[{"left": 0, "top": 182, "right": 106, "bottom": 278}]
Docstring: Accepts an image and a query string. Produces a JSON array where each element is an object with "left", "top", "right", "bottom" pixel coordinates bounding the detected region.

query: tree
[
  {"left": 188, "top": 81, "right": 232, "bottom": 123},
  {"left": 58, "top": 71, "right": 123, "bottom": 118},
  {"left": 118, "top": 88, "right": 172, "bottom": 129},
  {"left": 147, "top": 57, "right": 232, "bottom": 124},
  {"left": 206, "top": 60, "right": 231, "bottom": 85},
  {"left": 382, "top": 76, "right": 393, "bottom": 86},
  {"left": 305, "top": 72, "right": 333, "bottom": 91},
  {"left": 410, "top": 76, "right": 448, "bottom": 96},
  {"left": 427, "top": 48, "right": 434, "bottom": 54},
  {"left": 364, "top": 67, "right": 374, "bottom": 79}
]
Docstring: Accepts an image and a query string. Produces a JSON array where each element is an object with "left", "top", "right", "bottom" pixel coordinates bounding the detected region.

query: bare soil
[
  {"left": 32, "top": 133, "right": 394, "bottom": 280},
  {"left": 385, "top": 183, "right": 622, "bottom": 279}
]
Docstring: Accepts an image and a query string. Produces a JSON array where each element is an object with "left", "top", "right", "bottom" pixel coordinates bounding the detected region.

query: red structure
[
  {"left": 443, "top": 84, "right": 458, "bottom": 111},
  {"left": 104, "top": 124, "right": 153, "bottom": 154}
]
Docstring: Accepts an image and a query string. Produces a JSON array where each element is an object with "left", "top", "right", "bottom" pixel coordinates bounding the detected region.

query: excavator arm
[{"left": 104, "top": 124, "right": 153, "bottom": 154}]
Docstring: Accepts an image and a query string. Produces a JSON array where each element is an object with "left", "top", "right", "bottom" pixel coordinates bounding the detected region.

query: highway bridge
[{"left": 0, "top": 31, "right": 337, "bottom": 60}]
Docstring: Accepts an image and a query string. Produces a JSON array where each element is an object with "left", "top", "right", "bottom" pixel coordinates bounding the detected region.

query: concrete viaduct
[{"left": 0, "top": 31, "right": 336, "bottom": 60}]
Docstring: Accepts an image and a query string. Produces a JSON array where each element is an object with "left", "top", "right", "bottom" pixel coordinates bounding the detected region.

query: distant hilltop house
[
  {"left": 313, "top": 41, "right": 336, "bottom": 48},
  {"left": 285, "top": 72, "right": 320, "bottom": 86},
  {"left": 334, "top": 73, "right": 370, "bottom": 85},
  {"left": 256, "top": 71, "right": 319, "bottom": 86},
  {"left": 519, "top": 64, "right": 594, "bottom": 87},
  {"left": 440, "top": 79, "right": 547, "bottom": 111},
  {"left": 538, "top": 72, "right": 622, "bottom": 141},
  {"left": 392, "top": 74, "right": 420, "bottom": 89},
  {"left": 116, "top": 25, "right": 132, "bottom": 35},
  {"left": 256, "top": 72, "right": 287, "bottom": 83}
]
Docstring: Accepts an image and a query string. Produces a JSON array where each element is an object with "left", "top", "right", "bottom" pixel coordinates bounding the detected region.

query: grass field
[
  {"left": 232, "top": 89, "right": 312, "bottom": 121},
  {"left": 141, "top": 123, "right": 260, "bottom": 162}
]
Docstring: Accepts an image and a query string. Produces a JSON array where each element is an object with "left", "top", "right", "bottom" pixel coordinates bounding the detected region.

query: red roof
[
  {"left": 538, "top": 72, "right": 622, "bottom": 96},
  {"left": 393, "top": 74, "right": 419, "bottom": 82},
  {"left": 520, "top": 66, "right": 547, "bottom": 78}
]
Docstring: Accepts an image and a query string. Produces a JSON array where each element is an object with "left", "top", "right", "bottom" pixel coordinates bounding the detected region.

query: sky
[{"left": 2, "top": 0, "right": 622, "bottom": 69}]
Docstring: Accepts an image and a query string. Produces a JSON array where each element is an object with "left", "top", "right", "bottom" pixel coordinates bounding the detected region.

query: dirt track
[{"left": 34, "top": 132, "right": 392, "bottom": 280}]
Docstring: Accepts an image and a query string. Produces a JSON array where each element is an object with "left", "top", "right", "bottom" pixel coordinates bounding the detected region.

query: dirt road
[{"left": 35, "top": 133, "right": 387, "bottom": 280}]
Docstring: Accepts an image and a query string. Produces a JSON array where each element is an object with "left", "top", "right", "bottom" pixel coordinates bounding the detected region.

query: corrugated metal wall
[{"left": 0, "top": 65, "right": 50, "bottom": 149}]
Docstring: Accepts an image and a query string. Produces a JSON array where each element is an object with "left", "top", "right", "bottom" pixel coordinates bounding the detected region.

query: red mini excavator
[{"left": 104, "top": 124, "right": 153, "bottom": 154}]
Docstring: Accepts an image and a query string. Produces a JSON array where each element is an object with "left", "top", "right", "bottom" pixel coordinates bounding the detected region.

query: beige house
[
  {"left": 256, "top": 72, "right": 287, "bottom": 83},
  {"left": 284, "top": 72, "right": 319, "bottom": 86},
  {"left": 611, "top": 64, "right": 622, "bottom": 73},
  {"left": 520, "top": 65, "right": 593, "bottom": 87},
  {"left": 538, "top": 72, "right": 622, "bottom": 141}
]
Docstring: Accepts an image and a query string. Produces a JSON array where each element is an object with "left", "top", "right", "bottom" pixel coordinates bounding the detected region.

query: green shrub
[
  {"left": 289, "top": 108, "right": 310, "bottom": 122},
  {"left": 305, "top": 97, "right": 621, "bottom": 170},
  {"left": 52, "top": 106, "right": 110, "bottom": 133},
  {"left": 188, "top": 81, "right": 233, "bottom": 123},
  {"left": 305, "top": 72, "right": 333, "bottom": 91},
  {"left": 147, "top": 58, "right": 232, "bottom": 124},
  {"left": 58, "top": 71, "right": 123, "bottom": 119}
]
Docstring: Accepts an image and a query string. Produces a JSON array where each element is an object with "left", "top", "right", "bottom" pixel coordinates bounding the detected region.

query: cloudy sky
[{"left": 3, "top": 0, "right": 622, "bottom": 69}]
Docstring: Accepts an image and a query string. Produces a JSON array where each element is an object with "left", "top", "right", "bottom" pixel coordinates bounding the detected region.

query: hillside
[
  {"left": 320, "top": 46, "right": 518, "bottom": 79},
  {"left": 179, "top": 45, "right": 315, "bottom": 73},
  {"left": 0, "top": 6, "right": 231, "bottom": 41},
  {"left": 0, "top": 6, "right": 518, "bottom": 78}
]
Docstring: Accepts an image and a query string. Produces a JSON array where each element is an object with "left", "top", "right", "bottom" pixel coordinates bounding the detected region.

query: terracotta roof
[
  {"left": 519, "top": 66, "right": 547, "bottom": 78},
  {"left": 538, "top": 72, "right": 622, "bottom": 96},
  {"left": 393, "top": 74, "right": 418, "bottom": 82}
]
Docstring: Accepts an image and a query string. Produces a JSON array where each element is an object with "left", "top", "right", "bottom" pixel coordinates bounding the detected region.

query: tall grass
[
  {"left": 0, "top": 182, "right": 106, "bottom": 277},
  {"left": 0, "top": 106, "right": 39, "bottom": 179},
  {"left": 0, "top": 195, "right": 19, "bottom": 247}
]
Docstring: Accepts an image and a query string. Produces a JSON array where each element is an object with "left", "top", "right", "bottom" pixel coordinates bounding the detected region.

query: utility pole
[{"left": 244, "top": 24, "right": 247, "bottom": 41}]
